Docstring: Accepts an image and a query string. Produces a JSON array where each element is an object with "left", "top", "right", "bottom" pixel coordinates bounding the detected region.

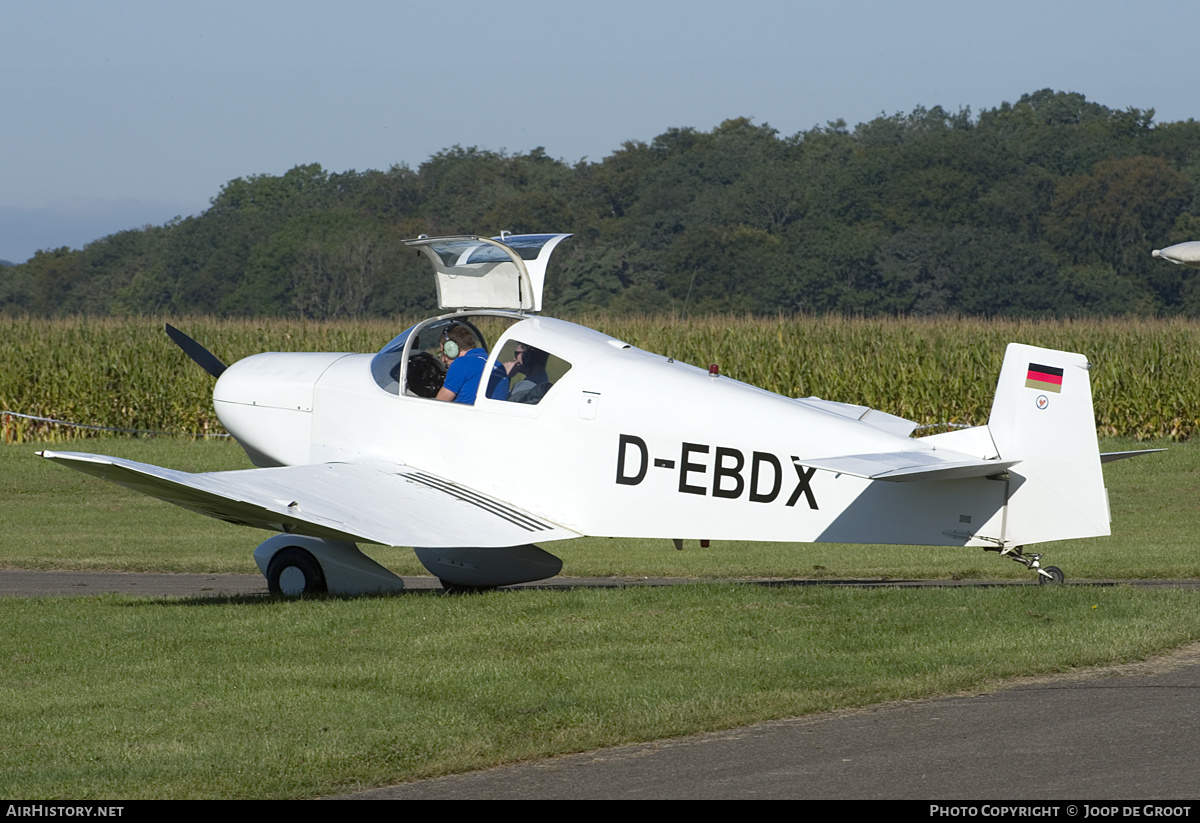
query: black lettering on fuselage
[
  {"left": 749, "top": 451, "right": 782, "bottom": 503},
  {"left": 679, "top": 442, "right": 709, "bottom": 495},
  {"left": 615, "top": 435, "right": 819, "bottom": 511},
  {"left": 786, "top": 459, "right": 819, "bottom": 509},
  {"left": 712, "top": 447, "right": 745, "bottom": 499},
  {"left": 616, "top": 434, "right": 648, "bottom": 485}
]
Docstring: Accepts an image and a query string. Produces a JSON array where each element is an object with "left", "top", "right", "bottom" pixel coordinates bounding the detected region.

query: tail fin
[{"left": 987, "top": 343, "right": 1109, "bottom": 546}]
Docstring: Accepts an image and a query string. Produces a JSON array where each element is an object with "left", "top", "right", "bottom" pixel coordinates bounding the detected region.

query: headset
[{"left": 441, "top": 325, "right": 460, "bottom": 360}]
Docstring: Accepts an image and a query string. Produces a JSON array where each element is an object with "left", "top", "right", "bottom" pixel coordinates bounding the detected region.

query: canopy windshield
[{"left": 403, "top": 233, "right": 571, "bottom": 312}]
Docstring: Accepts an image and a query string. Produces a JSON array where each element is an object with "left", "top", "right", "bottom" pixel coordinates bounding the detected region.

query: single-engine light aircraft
[{"left": 41, "top": 232, "right": 1150, "bottom": 594}]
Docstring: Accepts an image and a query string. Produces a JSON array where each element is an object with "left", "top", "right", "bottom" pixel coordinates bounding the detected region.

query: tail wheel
[
  {"left": 1038, "top": 566, "right": 1066, "bottom": 585},
  {"left": 267, "top": 548, "right": 328, "bottom": 596}
]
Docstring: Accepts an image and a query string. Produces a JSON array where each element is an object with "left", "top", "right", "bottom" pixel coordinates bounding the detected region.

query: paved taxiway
[{"left": 5, "top": 570, "right": 1199, "bottom": 799}]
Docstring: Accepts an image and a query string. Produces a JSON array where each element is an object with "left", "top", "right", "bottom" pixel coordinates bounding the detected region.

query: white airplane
[
  {"left": 1152, "top": 241, "right": 1200, "bottom": 268},
  {"left": 40, "top": 232, "right": 1152, "bottom": 595}
]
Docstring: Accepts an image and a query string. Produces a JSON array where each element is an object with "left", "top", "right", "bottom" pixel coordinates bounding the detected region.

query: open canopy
[{"left": 404, "top": 233, "right": 572, "bottom": 312}]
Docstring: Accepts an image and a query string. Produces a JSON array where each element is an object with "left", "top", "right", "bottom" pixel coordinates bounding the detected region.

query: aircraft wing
[
  {"left": 800, "top": 451, "right": 1020, "bottom": 482},
  {"left": 38, "top": 451, "right": 580, "bottom": 548}
]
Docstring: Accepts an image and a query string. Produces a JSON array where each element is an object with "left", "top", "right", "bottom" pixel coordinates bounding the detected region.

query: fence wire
[{"left": 2, "top": 411, "right": 230, "bottom": 440}]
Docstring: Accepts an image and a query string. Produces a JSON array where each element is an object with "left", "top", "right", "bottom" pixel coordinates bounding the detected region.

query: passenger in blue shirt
[{"left": 435, "top": 325, "right": 508, "bottom": 404}]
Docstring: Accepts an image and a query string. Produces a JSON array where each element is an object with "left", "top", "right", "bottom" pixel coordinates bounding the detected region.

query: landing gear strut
[{"left": 985, "top": 544, "right": 1066, "bottom": 584}]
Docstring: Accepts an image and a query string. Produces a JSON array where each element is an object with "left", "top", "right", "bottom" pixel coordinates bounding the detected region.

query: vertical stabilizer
[{"left": 987, "top": 343, "right": 1109, "bottom": 546}]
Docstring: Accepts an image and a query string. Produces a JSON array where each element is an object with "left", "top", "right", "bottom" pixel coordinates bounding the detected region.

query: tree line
[{"left": 4, "top": 89, "right": 1200, "bottom": 319}]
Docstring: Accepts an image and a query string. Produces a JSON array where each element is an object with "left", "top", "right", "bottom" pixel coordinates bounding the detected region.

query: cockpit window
[
  {"left": 407, "top": 319, "right": 486, "bottom": 399},
  {"left": 493, "top": 234, "right": 564, "bottom": 260},
  {"left": 422, "top": 234, "right": 565, "bottom": 267},
  {"left": 487, "top": 340, "right": 572, "bottom": 404},
  {"left": 370, "top": 318, "right": 485, "bottom": 397},
  {"left": 370, "top": 324, "right": 417, "bottom": 395},
  {"left": 372, "top": 313, "right": 524, "bottom": 401},
  {"left": 376, "top": 324, "right": 418, "bottom": 357}
]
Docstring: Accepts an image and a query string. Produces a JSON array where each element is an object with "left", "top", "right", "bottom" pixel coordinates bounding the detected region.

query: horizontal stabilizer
[
  {"left": 1100, "top": 449, "right": 1167, "bottom": 464},
  {"left": 39, "top": 451, "right": 580, "bottom": 548},
  {"left": 802, "top": 451, "right": 1019, "bottom": 482}
]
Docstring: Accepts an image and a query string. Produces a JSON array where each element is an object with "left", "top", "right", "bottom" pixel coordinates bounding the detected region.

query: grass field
[
  {"left": 2, "top": 435, "right": 1199, "bottom": 797},
  {"left": 3, "top": 585, "right": 1198, "bottom": 799}
]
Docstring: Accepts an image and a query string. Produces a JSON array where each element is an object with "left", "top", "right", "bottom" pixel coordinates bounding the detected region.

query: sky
[{"left": 3, "top": 0, "right": 1199, "bottom": 264}]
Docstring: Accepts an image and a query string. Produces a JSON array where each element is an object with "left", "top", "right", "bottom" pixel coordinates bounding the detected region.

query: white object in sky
[
  {"left": 41, "top": 233, "right": 1152, "bottom": 595},
  {"left": 1151, "top": 241, "right": 1200, "bottom": 268}
]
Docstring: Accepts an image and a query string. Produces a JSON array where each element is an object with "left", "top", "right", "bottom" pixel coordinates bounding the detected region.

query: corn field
[{"left": 3, "top": 315, "right": 1198, "bottom": 442}]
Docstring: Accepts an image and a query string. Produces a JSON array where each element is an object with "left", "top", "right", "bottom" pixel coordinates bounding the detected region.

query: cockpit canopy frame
[{"left": 403, "top": 233, "right": 572, "bottom": 313}]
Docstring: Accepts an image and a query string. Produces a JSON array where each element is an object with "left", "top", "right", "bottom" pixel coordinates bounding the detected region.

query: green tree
[
  {"left": 872, "top": 228, "right": 1064, "bottom": 316},
  {"left": 1044, "top": 155, "right": 1192, "bottom": 307},
  {"left": 228, "top": 211, "right": 427, "bottom": 319}
]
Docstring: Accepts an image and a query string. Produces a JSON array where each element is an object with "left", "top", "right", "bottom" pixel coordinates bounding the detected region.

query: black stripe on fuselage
[{"left": 401, "top": 471, "right": 551, "bottom": 532}]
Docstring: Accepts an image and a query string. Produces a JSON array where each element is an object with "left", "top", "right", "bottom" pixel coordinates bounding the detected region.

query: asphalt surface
[
  {"left": 4, "top": 570, "right": 1199, "bottom": 800},
  {"left": 346, "top": 646, "right": 1200, "bottom": 800}
]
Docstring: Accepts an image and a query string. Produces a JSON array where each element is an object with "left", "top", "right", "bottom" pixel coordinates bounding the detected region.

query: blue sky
[{"left": 3, "top": 0, "right": 1198, "bottom": 263}]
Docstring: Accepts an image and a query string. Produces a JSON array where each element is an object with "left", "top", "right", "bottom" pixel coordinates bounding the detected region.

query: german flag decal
[{"left": 1026, "top": 363, "right": 1064, "bottom": 393}]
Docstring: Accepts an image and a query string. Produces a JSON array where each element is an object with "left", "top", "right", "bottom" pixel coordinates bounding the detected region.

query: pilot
[
  {"left": 436, "top": 324, "right": 509, "bottom": 404},
  {"left": 506, "top": 343, "right": 552, "bottom": 404}
]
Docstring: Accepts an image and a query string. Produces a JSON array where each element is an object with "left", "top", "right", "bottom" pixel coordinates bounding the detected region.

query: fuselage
[{"left": 211, "top": 315, "right": 1011, "bottom": 549}]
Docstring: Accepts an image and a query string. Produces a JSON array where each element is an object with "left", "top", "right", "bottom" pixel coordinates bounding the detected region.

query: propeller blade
[{"left": 165, "top": 323, "right": 228, "bottom": 379}]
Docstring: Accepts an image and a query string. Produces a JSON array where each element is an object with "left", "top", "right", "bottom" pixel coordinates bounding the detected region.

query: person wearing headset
[
  {"left": 505, "top": 343, "right": 553, "bottom": 404},
  {"left": 436, "top": 324, "right": 509, "bottom": 404}
]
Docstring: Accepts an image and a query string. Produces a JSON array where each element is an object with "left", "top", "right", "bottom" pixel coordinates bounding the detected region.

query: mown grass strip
[{"left": 2, "top": 584, "right": 1198, "bottom": 798}]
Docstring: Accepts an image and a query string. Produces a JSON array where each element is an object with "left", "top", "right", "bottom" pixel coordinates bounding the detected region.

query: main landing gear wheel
[
  {"left": 267, "top": 548, "right": 328, "bottom": 596},
  {"left": 1038, "top": 566, "right": 1066, "bottom": 585}
]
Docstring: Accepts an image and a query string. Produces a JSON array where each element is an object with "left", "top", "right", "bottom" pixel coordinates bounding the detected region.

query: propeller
[{"left": 165, "top": 323, "right": 228, "bottom": 379}]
